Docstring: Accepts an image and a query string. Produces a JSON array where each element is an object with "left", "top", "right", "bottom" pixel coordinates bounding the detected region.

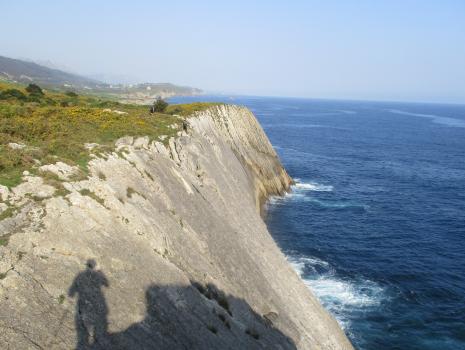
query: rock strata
[{"left": 0, "top": 105, "right": 353, "bottom": 349}]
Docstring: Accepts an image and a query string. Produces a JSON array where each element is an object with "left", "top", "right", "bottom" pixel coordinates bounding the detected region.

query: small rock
[
  {"left": 22, "top": 170, "right": 30, "bottom": 176},
  {"left": 40, "top": 162, "right": 80, "bottom": 181},
  {"left": 8, "top": 142, "right": 26, "bottom": 150},
  {"left": 84, "top": 143, "right": 99, "bottom": 150},
  {"left": 153, "top": 142, "right": 170, "bottom": 157},
  {"left": 0, "top": 185, "right": 10, "bottom": 201},
  {"left": 115, "top": 136, "right": 134, "bottom": 148},
  {"left": 0, "top": 203, "right": 7, "bottom": 214},
  {"left": 133, "top": 136, "right": 149, "bottom": 149},
  {"left": 11, "top": 176, "right": 55, "bottom": 201},
  {"left": 113, "top": 110, "right": 128, "bottom": 115}
]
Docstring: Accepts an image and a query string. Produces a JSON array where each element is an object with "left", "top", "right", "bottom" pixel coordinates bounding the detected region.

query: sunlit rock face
[{"left": 0, "top": 105, "right": 352, "bottom": 350}]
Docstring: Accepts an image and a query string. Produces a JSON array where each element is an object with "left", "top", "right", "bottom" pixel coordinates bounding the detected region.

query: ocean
[{"left": 170, "top": 95, "right": 465, "bottom": 350}]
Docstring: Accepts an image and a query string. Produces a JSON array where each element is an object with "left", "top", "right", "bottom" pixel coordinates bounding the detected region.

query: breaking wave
[
  {"left": 293, "top": 179, "right": 334, "bottom": 192},
  {"left": 287, "top": 255, "right": 385, "bottom": 330}
]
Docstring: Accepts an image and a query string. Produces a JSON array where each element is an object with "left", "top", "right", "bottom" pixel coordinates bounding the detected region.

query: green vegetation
[
  {"left": 65, "top": 91, "right": 78, "bottom": 98},
  {"left": 0, "top": 207, "right": 15, "bottom": 222},
  {"left": 0, "top": 235, "right": 9, "bottom": 246},
  {"left": 0, "top": 81, "right": 220, "bottom": 189},
  {"left": 41, "top": 171, "right": 71, "bottom": 197},
  {"left": 79, "top": 189, "right": 106, "bottom": 208},
  {"left": 151, "top": 97, "right": 168, "bottom": 113},
  {"left": 126, "top": 187, "right": 136, "bottom": 198},
  {"left": 58, "top": 294, "right": 65, "bottom": 304},
  {"left": 166, "top": 102, "right": 220, "bottom": 116},
  {"left": 0, "top": 88, "right": 27, "bottom": 101},
  {"left": 25, "top": 83, "right": 44, "bottom": 96}
]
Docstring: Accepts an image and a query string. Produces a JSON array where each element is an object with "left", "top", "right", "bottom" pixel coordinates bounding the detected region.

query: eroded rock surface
[{"left": 0, "top": 105, "right": 353, "bottom": 349}]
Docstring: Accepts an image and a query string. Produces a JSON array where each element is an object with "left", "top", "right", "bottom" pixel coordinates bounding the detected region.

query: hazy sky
[{"left": 1, "top": 1, "right": 465, "bottom": 103}]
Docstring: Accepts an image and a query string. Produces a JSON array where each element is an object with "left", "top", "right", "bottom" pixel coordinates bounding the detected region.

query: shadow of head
[{"left": 86, "top": 259, "right": 96, "bottom": 269}]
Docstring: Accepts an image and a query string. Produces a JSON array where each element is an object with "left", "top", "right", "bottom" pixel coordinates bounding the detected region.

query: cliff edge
[{"left": 0, "top": 105, "right": 353, "bottom": 349}]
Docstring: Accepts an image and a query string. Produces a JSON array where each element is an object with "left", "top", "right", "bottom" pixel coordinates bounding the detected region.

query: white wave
[
  {"left": 293, "top": 180, "right": 334, "bottom": 192},
  {"left": 266, "top": 191, "right": 305, "bottom": 206},
  {"left": 288, "top": 255, "right": 330, "bottom": 275},
  {"left": 267, "top": 180, "right": 369, "bottom": 212},
  {"left": 305, "top": 278, "right": 382, "bottom": 308},
  {"left": 266, "top": 180, "right": 334, "bottom": 208},
  {"left": 287, "top": 255, "right": 384, "bottom": 329},
  {"left": 388, "top": 109, "right": 465, "bottom": 128}
]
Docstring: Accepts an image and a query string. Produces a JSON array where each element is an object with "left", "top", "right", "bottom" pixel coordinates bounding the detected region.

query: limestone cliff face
[{"left": 0, "top": 105, "right": 353, "bottom": 349}]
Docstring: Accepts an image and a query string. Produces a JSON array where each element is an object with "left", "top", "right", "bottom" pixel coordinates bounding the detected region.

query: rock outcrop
[{"left": 0, "top": 105, "right": 353, "bottom": 349}]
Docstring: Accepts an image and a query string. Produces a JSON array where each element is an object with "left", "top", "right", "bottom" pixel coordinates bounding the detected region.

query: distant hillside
[
  {"left": 0, "top": 55, "right": 100, "bottom": 87},
  {"left": 0, "top": 55, "right": 202, "bottom": 102}
]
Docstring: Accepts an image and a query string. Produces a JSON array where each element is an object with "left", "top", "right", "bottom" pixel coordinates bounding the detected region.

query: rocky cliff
[{"left": 0, "top": 105, "right": 353, "bottom": 349}]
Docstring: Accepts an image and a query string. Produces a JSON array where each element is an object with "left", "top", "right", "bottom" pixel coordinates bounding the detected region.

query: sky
[{"left": 1, "top": 1, "right": 465, "bottom": 103}]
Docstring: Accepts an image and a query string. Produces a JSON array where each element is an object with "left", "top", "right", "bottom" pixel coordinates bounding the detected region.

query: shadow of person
[
  {"left": 68, "top": 262, "right": 297, "bottom": 349},
  {"left": 68, "top": 259, "right": 110, "bottom": 350},
  {"left": 100, "top": 283, "right": 297, "bottom": 350}
]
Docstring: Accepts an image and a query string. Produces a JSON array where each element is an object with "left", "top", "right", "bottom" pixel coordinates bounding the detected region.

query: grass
[
  {"left": 79, "top": 189, "right": 106, "bottom": 208},
  {"left": 41, "top": 171, "right": 71, "bottom": 197},
  {"left": 127, "top": 186, "right": 147, "bottom": 200},
  {"left": 0, "top": 81, "right": 220, "bottom": 188},
  {"left": 126, "top": 187, "right": 136, "bottom": 198},
  {"left": 0, "top": 206, "right": 15, "bottom": 222},
  {"left": 166, "top": 102, "right": 221, "bottom": 116},
  {"left": 0, "top": 236, "right": 9, "bottom": 246}
]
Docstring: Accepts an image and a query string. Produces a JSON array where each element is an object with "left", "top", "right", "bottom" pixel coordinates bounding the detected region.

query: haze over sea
[{"left": 171, "top": 95, "right": 465, "bottom": 349}]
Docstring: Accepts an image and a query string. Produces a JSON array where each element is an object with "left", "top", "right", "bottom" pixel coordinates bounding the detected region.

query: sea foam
[
  {"left": 287, "top": 255, "right": 384, "bottom": 330},
  {"left": 293, "top": 179, "right": 334, "bottom": 192}
]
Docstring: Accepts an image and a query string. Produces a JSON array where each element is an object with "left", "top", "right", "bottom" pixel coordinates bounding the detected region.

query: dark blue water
[{"left": 170, "top": 95, "right": 465, "bottom": 350}]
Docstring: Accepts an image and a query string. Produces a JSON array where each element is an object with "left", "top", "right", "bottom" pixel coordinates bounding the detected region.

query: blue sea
[{"left": 170, "top": 95, "right": 465, "bottom": 350}]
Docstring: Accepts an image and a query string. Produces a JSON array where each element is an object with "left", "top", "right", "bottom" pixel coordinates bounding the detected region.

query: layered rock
[{"left": 0, "top": 105, "right": 353, "bottom": 349}]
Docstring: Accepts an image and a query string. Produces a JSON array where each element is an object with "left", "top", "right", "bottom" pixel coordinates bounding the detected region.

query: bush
[
  {"left": 151, "top": 98, "right": 168, "bottom": 113},
  {"left": 0, "top": 89, "right": 27, "bottom": 101},
  {"left": 25, "top": 84, "right": 44, "bottom": 96},
  {"left": 65, "top": 91, "right": 78, "bottom": 97}
]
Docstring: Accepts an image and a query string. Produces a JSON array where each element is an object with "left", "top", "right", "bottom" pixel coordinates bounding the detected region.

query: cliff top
[{"left": 0, "top": 81, "right": 218, "bottom": 189}]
